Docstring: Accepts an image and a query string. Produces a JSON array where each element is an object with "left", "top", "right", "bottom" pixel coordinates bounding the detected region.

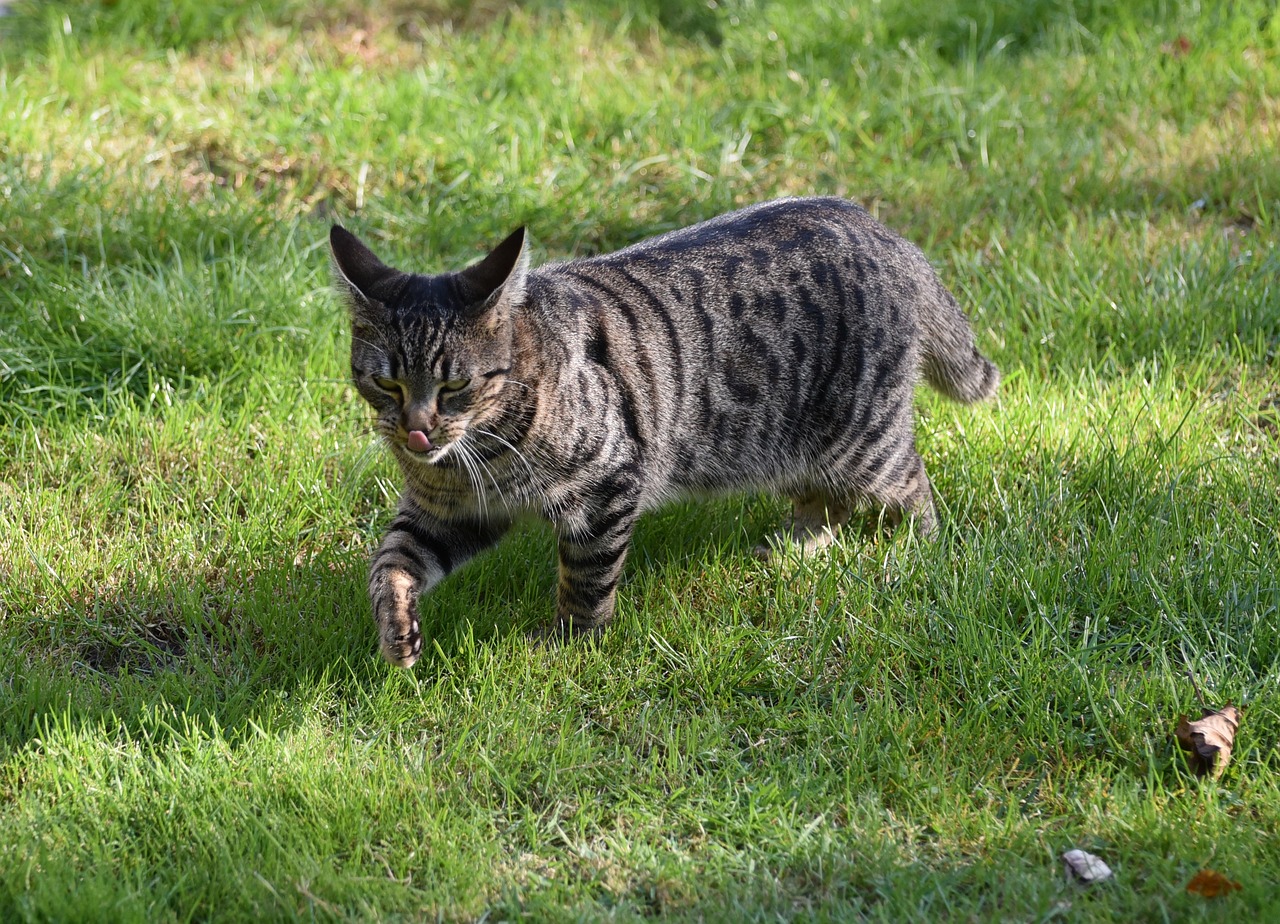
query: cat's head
[{"left": 330, "top": 225, "right": 528, "bottom": 465}]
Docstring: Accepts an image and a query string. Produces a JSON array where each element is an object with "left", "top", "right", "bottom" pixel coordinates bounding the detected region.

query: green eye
[
  {"left": 373, "top": 377, "right": 403, "bottom": 397},
  {"left": 440, "top": 379, "right": 470, "bottom": 393}
]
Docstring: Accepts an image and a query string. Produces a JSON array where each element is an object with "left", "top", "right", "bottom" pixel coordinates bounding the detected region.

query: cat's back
[
  {"left": 518, "top": 197, "right": 938, "bottom": 492},
  {"left": 530, "top": 197, "right": 932, "bottom": 336},
  {"left": 544, "top": 197, "right": 901, "bottom": 281}
]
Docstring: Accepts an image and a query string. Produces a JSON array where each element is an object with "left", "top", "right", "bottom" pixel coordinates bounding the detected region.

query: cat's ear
[
  {"left": 330, "top": 225, "right": 397, "bottom": 309},
  {"left": 459, "top": 227, "right": 528, "bottom": 319}
]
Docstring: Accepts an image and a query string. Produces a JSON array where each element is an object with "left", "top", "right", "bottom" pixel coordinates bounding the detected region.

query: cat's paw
[
  {"left": 527, "top": 622, "right": 566, "bottom": 647},
  {"left": 529, "top": 618, "right": 604, "bottom": 646},
  {"left": 753, "top": 525, "right": 839, "bottom": 562},
  {"left": 380, "top": 617, "right": 423, "bottom": 668}
]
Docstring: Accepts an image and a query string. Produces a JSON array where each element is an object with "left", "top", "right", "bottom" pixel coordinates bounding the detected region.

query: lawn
[{"left": 1, "top": 0, "right": 1278, "bottom": 920}]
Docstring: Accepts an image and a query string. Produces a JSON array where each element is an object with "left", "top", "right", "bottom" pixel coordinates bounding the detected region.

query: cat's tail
[{"left": 919, "top": 281, "right": 1000, "bottom": 403}]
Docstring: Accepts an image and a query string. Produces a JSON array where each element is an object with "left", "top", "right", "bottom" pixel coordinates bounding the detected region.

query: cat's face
[{"left": 332, "top": 226, "right": 528, "bottom": 466}]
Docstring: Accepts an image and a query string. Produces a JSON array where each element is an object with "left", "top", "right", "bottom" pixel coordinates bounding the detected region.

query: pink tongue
[{"left": 406, "top": 430, "right": 432, "bottom": 453}]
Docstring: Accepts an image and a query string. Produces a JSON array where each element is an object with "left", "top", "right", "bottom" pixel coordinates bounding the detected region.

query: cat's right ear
[
  {"left": 459, "top": 226, "right": 529, "bottom": 315},
  {"left": 330, "top": 225, "right": 396, "bottom": 310}
]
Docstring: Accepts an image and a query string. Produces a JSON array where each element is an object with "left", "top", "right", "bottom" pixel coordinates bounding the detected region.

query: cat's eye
[
  {"left": 439, "top": 379, "right": 470, "bottom": 393},
  {"left": 372, "top": 376, "right": 404, "bottom": 399}
]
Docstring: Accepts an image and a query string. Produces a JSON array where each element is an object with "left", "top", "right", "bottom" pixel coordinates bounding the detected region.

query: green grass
[{"left": 2, "top": 0, "right": 1278, "bottom": 920}]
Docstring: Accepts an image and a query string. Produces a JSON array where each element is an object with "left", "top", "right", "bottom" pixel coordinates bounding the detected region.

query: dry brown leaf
[
  {"left": 1186, "top": 869, "right": 1242, "bottom": 898},
  {"left": 1062, "top": 849, "right": 1113, "bottom": 884},
  {"left": 1175, "top": 705, "right": 1241, "bottom": 778}
]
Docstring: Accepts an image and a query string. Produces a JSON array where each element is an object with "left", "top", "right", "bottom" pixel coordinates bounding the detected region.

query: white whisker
[
  {"left": 351, "top": 335, "right": 389, "bottom": 355},
  {"left": 465, "top": 440, "right": 507, "bottom": 515},
  {"left": 453, "top": 440, "right": 487, "bottom": 518},
  {"left": 471, "top": 426, "right": 541, "bottom": 483},
  {"left": 466, "top": 440, "right": 511, "bottom": 511}
]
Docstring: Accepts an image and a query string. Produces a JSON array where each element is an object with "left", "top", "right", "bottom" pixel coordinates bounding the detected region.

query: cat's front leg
[
  {"left": 550, "top": 468, "right": 642, "bottom": 636},
  {"left": 369, "top": 498, "right": 509, "bottom": 667}
]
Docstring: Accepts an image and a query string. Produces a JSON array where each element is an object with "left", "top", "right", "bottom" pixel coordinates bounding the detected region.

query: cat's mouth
[{"left": 397, "top": 429, "right": 454, "bottom": 465}]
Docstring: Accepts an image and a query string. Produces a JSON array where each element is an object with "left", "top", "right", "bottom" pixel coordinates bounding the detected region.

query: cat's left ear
[{"left": 459, "top": 227, "right": 528, "bottom": 323}]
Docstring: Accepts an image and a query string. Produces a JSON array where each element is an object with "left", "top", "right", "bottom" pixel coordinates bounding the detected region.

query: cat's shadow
[
  {"left": 10, "top": 496, "right": 804, "bottom": 754},
  {"left": 416, "top": 495, "right": 782, "bottom": 658},
  {"left": 8, "top": 552, "right": 396, "bottom": 757}
]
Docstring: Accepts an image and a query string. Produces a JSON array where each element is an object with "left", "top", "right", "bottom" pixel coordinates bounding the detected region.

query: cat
[{"left": 330, "top": 197, "right": 999, "bottom": 667}]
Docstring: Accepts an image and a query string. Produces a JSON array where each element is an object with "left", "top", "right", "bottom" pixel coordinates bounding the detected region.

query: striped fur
[{"left": 330, "top": 197, "right": 999, "bottom": 667}]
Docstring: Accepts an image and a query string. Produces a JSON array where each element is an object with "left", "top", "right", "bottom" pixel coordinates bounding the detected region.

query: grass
[{"left": 1, "top": 0, "right": 1278, "bottom": 920}]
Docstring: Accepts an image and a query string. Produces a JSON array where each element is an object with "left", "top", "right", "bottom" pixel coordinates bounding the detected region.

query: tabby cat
[{"left": 330, "top": 197, "right": 998, "bottom": 667}]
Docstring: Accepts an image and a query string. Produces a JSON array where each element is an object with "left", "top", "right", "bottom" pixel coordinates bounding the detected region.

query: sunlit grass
[{"left": 2, "top": 0, "right": 1278, "bottom": 920}]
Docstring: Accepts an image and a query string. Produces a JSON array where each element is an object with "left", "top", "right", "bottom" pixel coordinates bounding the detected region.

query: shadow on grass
[
  {"left": 415, "top": 495, "right": 777, "bottom": 646},
  {"left": 0, "top": 554, "right": 372, "bottom": 759},
  {"left": 0, "top": 496, "right": 776, "bottom": 758}
]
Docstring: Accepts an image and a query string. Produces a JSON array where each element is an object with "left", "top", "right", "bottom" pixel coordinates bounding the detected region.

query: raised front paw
[
  {"left": 379, "top": 613, "right": 423, "bottom": 668},
  {"left": 370, "top": 568, "right": 423, "bottom": 668}
]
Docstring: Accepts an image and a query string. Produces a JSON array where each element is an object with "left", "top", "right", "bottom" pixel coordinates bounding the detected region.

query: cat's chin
[
  {"left": 404, "top": 448, "right": 442, "bottom": 466},
  {"left": 410, "top": 443, "right": 457, "bottom": 467},
  {"left": 391, "top": 441, "right": 446, "bottom": 466}
]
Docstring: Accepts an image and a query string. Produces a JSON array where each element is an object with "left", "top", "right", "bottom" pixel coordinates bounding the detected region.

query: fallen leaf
[
  {"left": 1186, "top": 869, "right": 1242, "bottom": 898},
  {"left": 1062, "top": 849, "right": 1113, "bottom": 884},
  {"left": 1175, "top": 705, "right": 1241, "bottom": 778}
]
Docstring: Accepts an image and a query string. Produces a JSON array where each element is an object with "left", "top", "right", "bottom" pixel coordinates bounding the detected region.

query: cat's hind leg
[{"left": 864, "top": 450, "right": 938, "bottom": 539}]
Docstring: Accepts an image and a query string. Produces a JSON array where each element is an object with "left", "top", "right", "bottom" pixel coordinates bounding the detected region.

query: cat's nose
[
  {"left": 400, "top": 403, "right": 437, "bottom": 436},
  {"left": 406, "top": 430, "right": 432, "bottom": 453}
]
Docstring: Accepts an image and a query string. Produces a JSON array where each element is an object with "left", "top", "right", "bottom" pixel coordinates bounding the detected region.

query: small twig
[{"left": 1185, "top": 667, "right": 1207, "bottom": 710}]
